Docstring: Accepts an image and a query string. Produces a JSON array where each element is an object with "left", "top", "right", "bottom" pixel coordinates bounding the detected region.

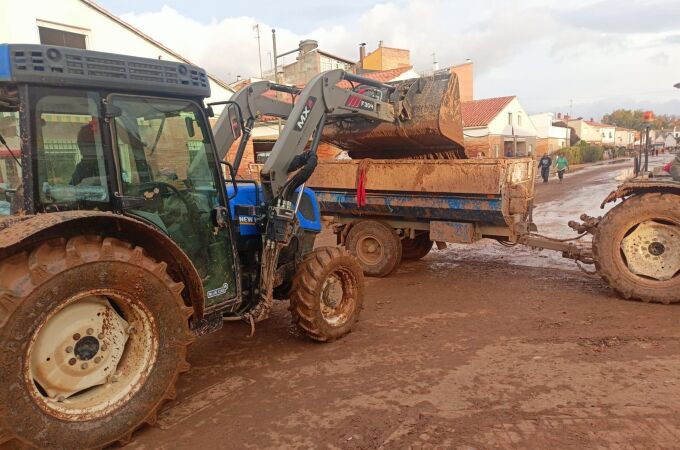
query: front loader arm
[
  {"left": 213, "top": 69, "right": 399, "bottom": 202},
  {"left": 213, "top": 80, "right": 295, "bottom": 161},
  {"left": 261, "top": 69, "right": 396, "bottom": 200}
]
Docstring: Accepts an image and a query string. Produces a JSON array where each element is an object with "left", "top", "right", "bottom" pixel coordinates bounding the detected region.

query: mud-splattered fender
[
  {"left": 601, "top": 180, "right": 680, "bottom": 208},
  {"left": 0, "top": 211, "right": 206, "bottom": 319}
]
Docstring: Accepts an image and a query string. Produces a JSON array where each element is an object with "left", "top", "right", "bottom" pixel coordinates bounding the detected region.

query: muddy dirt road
[{"left": 131, "top": 155, "right": 680, "bottom": 449}]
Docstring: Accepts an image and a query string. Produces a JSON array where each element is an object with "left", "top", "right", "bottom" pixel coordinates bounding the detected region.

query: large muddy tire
[
  {"left": 290, "top": 247, "right": 364, "bottom": 342},
  {"left": 0, "top": 236, "right": 194, "bottom": 449},
  {"left": 593, "top": 193, "right": 680, "bottom": 303},
  {"left": 345, "top": 220, "right": 402, "bottom": 277},
  {"left": 401, "top": 233, "right": 433, "bottom": 260}
]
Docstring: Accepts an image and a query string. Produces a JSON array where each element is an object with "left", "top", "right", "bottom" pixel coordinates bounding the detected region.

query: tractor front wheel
[
  {"left": 0, "top": 236, "right": 194, "bottom": 449},
  {"left": 290, "top": 247, "right": 364, "bottom": 342}
]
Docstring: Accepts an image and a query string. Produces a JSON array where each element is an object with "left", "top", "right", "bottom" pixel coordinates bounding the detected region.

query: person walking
[
  {"left": 555, "top": 152, "right": 569, "bottom": 183},
  {"left": 538, "top": 153, "right": 552, "bottom": 183}
]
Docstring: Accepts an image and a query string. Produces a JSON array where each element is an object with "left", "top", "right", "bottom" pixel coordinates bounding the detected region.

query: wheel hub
[
  {"left": 74, "top": 336, "right": 100, "bottom": 361},
  {"left": 322, "top": 276, "right": 342, "bottom": 309},
  {"left": 30, "top": 296, "right": 129, "bottom": 399},
  {"left": 319, "top": 271, "right": 354, "bottom": 327},
  {"left": 621, "top": 221, "right": 680, "bottom": 281},
  {"left": 357, "top": 235, "right": 383, "bottom": 264}
]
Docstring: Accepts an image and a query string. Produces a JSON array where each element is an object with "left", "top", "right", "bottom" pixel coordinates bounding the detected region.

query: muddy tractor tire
[
  {"left": 401, "top": 233, "right": 433, "bottom": 261},
  {"left": 593, "top": 193, "right": 680, "bottom": 303},
  {"left": 290, "top": 247, "right": 365, "bottom": 342},
  {"left": 345, "top": 220, "right": 402, "bottom": 277},
  {"left": 0, "top": 235, "right": 194, "bottom": 449}
]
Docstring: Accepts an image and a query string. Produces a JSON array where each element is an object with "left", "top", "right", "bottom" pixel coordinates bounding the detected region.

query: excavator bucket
[{"left": 322, "top": 70, "right": 466, "bottom": 159}]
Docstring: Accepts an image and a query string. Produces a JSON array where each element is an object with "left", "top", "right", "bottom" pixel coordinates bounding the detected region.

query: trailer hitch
[{"left": 567, "top": 214, "right": 601, "bottom": 235}]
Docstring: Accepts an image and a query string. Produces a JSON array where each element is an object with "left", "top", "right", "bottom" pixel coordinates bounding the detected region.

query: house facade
[
  {"left": 462, "top": 96, "right": 538, "bottom": 158},
  {"left": 529, "top": 113, "right": 571, "bottom": 156},
  {"left": 567, "top": 118, "right": 602, "bottom": 144},
  {"left": 614, "top": 128, "right": 636, "bottom": 149},
  {"left": 0, "top": 0, "right": 233, "bottom": 109},
  {"left": 360, "top": 42, "right": 410, "bottom": 72},
  {"left": 266, "top": 39, "right": 356, "bottom": 85}
]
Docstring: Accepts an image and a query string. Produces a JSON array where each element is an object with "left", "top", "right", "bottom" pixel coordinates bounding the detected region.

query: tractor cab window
[
  {"left": 111, "top": 95, "right": 237, "bottom": 305},
  {"left": 0, "top": 111, "right": 21, "bottom": 216},
  {"left": 33, "top": 90, "right": 109, "bottom": 212}
]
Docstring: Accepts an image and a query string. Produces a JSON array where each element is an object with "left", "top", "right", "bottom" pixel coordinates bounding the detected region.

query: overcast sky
[{"left": 98, "top": 0, "right": 680, "bottom": 119}]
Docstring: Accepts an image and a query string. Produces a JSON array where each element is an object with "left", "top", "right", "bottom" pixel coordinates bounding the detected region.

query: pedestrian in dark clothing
[{"left": 538, "top": 154, "right": 552, "bottom": 183}]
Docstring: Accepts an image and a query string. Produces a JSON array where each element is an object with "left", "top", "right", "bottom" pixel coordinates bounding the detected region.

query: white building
[
  {"left": 0, "top": 0, "right": 233, "bottom": 112},
  {"left": 529, "top": 113, "right": 571, "bottom": 155},
  {"left": 462, "top": 96, "right": 539, "bottom": 158}
]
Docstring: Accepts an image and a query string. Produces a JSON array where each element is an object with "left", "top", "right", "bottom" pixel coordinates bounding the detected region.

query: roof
[
  {"left": 336, "top": 66, "right": 414, "bottom": 88},
  {"left": 585, "top": 120, "right": 614, "bottom": 128},
  {"left": 79, "top": 0, "right": 232, "bottom": 92},
  {"left": 461, "top": 96, "right": 515, "bottom": 127},
  {"left": 317, "top": 49, "right": 356, "bottom": 65}
]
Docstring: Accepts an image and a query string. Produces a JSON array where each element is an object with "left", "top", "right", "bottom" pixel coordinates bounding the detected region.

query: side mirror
[
  {"left": 184, "top": 116, "right": 196, "bottom": 138},
  {"left": 227, "top": 104, "right": 242, "bottom": 140}
]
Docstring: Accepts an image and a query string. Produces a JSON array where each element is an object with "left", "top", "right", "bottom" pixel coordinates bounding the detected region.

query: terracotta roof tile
[{"left": 461, "top": 96, "right": 515, "bottom": 127}]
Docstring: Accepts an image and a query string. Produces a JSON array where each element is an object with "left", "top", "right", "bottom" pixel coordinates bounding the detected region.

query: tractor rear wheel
[
  {"left": 401, "top": 233, "right": 433, "bottom": 260},
  {"left": 290, "top": 247, "right": 364, "bottom": 342},
  {"left": 346, "top": 220, "right": 402, "bottom": 277},
  {"left": 0, "top": 235, "right": 194, "bottom": 449},
  {"left": 593, "top": 193, "right": 680, "bottom": 303}
]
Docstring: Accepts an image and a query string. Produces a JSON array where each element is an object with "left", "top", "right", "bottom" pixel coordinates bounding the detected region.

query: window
[
  {"left": 609, "top": 131, "right": 613, "bottom": 138},
  {"left": 508, "top": 112, "right": 513, "bottom": 125},
  {"left": 38, "top": 26, "right": 87, "bottom": 49},
  {"left": 33, "top": 89, "right": 108, "bottom": 212},
  {"left": 111, "top": 95, "right": 237, "bottom": 303},
  {"left": 517, "top": 113, "right": 522, "bottom": 127}
]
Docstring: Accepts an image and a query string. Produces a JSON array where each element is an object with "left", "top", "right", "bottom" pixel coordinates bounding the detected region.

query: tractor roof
[{"left": 0, "top": 44, "right": 210, "bottom": 99}]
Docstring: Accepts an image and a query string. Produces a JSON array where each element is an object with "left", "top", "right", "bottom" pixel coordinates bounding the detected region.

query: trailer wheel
[
  {"left": 346, "top": 220, "right": 402, "bottom": 277},
  {"left": 594, "top": 193, "right": 680, "bottom": 303},
  {"left": 401, "top": 233, "right": 433, "bottom": 260},
  {"left": 290, "top": 247, "right": 364, "bottom": 342},
  {"left": 0, "top": 236, "right": 194, "bottom": 449}
]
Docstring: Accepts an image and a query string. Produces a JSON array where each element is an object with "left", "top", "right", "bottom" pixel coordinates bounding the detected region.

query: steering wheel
[{"left": 136, "top": 181, "right": 200, "bottom": 219}]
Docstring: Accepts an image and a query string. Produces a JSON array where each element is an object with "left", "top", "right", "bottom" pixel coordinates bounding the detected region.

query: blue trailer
[{"left": 306, "top": 158, "right": 539, "bottom": 276}]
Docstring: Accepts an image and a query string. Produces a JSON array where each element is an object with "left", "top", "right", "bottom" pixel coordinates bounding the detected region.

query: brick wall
[
  {"left": 451, "top": 62, "right": 473, "bottom": 102},
  {"left": 464, "top": 135, "right": 490, "bottom": 158}
]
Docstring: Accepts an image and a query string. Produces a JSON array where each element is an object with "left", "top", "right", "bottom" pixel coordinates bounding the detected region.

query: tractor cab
[{"left": 0, "top": 43, "right": 240, "bottom": 310}]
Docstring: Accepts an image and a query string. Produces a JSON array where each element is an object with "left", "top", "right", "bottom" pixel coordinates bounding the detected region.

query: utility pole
[
  {"left": 272, "top": 28, "right": 281, "bottom": 133},
  {"left": 431, "top": 52, "right": 439, "bottom": 71},
  {"left": 253, "top": 24, "right": 263, "bottom": 78}
]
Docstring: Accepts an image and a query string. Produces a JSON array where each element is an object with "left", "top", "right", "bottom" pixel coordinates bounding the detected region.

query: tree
[{"left": 602, "top": 109, "right": 678, "bottom": 130}]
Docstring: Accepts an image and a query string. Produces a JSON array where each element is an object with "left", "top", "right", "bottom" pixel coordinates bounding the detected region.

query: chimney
[
  {"left": 379, "top": 40, "right": 383, "bottom": 47},
  {"left": 298, "top": 39, "right": 318, "bottom": 55},
  {"left": 590, "top": 117, "right": 594, "bottom": 122},
  {"left": 557, "top": 112, "right": 562, "bottom": 119},
  {"left": 359, "top": 43, "right": 366, "bottom": 71},
  {"left": 451, "top": 59, "right": 474, "bottom": 102}
]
